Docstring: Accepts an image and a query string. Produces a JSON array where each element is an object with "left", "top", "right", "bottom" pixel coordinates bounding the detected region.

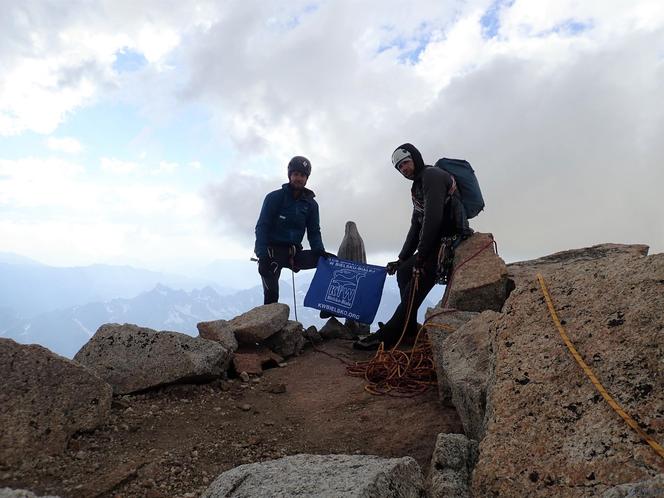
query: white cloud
[
  {"left": 0, "top": 157, "right": 86, "bottom": 208},
  {"left": 0, "top": 154, "right": 236, "bottom": 270},
  {"left": 1, "top": 0, "right": 663, "bottom": 273},
  {"left": 155, "top": 160, "right": 179, "bottom": 174},
  {"left": 46, "top": 136, "right": 83, "bottom": 154},
  {"left": 0, "top": 1, "right": 222, "bottom": 136},
  {"left": 188, "top": 1, "right": 664, "bottom": 260},
  {"left": 100, "top": 157, "right": 140, "bottom": 174}
]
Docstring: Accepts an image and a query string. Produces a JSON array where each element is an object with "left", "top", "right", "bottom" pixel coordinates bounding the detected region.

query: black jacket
[{"left": 399, "top": 166, "right": 455, "bottom": 260}]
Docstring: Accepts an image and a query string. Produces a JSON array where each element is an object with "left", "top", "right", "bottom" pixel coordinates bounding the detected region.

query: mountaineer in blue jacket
[{"left": 255, "top": 156, "right": 328, "bottom": 305}]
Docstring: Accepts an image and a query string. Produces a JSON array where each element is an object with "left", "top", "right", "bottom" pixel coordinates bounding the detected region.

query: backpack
[{"left": 435, "top": 158, "right": 485, "bottom": 219}]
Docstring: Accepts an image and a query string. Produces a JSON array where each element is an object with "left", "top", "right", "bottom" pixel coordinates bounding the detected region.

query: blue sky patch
[
  {"left": 480, "top": 0, "right": 514, "bottom": 40},
  {"left": 377, "top": 23, "right": 433, "bottom": 64},
  {"left": 554, "top": 20, "right": 592, "bottom": 35},
  {"left": 113, "top": 48, "right": 148, "bottom": 73}
]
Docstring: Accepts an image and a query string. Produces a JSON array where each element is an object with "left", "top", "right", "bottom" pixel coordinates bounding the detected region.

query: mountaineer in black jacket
[
  {"left": 354, "top": 143, "right": 468, "bottom": 350},
  {"left": 255, "top": 156, "right": 328, "bottom": 305}
]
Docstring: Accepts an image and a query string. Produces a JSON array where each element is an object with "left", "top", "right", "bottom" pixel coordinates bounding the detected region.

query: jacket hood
[{"left": 393, "top": 143, "right": 426, "bottom": 180}]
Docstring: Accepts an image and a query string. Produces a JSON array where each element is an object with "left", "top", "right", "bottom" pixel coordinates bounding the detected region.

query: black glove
[{"left": 386, "top": 260, "right": 401, "bottom": 275}]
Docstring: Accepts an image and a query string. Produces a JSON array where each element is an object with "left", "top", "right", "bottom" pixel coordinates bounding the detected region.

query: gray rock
[
  {"left": 319, "top": 317, "right": 355, "bottom": 340},
  {"left": 303, "top": 326, "right": 323, "bottom": 344},
  {"left": 201, "top": 453, "right": 424, "bottom": 497},
  {"left": 444, "top": 232, "right": 511, "bottom": 312},
  {"left": 264, "top": 320, "right": 306, "bottom": 358},
  {"left": 0, "top": 489, "right": 61, "bottom": 498},
  {"left": 338, "top": 221, "right": 367, "bottom": 263},
  {"left": 431, "top": 310, "right": 498, "bottom": 440},
  {"left": 428, "top": 433, "right": 479, "bottom": 498},
  {"left": 0, "top": 339, "right": 112, "bottom": 465},
  {"left": 73, "top": 323, "right": 231, "bottom": 394},
  {"left": 472, "top": 244, "right": 664, "bottom": 496},
  {"left": 338, "top": 222, "right": 371, "bottom": 334},
  {"left": 197, "top": 319, "right": 239, "bottom": 353},
  {"left": 601, "top": 474, "right": 664, "bottom": 497},
  {"left": 229, "top": 303, "right": 290, "bottom": 345},
  {"left": 345, "top": 320, "right": 370, "bottom": 336},
  {"left": 424, "top": 309, "right": 479, "bottom": 406}
]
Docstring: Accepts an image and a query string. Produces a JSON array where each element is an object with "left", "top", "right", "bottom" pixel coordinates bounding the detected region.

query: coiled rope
[{"left": 346, "top": 236, "right": 497, "bottom": 396}]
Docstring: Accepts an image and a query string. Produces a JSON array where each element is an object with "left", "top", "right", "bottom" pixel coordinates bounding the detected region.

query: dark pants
[
  {"left": 377, "top": 251, "right": 439, "bottom": 347},
  {"left": 258, "top": 246, "right": 321, "bottom": 305}
]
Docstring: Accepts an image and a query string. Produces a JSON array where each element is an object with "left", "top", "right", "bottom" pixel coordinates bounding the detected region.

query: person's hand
[
  {"left": 386, "top": 260, "right": 401, "bottom": 275},
  {"left": 314, "top": 250, "right": 332, "bottom": 260}
]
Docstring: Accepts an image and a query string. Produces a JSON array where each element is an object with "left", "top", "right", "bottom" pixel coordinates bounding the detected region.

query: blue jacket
[{"left": 254, "top": 183, "right": 325, "bottom": 259}]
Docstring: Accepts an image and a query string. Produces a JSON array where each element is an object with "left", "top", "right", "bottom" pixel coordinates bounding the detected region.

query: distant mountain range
[{"left": 0, "top": 253, "right": 441, "bottom": 358}]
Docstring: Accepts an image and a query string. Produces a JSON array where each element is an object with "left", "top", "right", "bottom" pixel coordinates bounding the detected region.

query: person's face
[
  {"left": 398, "top": 159, "right": 415, "bottom": 179},
  {"left": 289, "top": 170, "right": 308, "bottom": 189}
]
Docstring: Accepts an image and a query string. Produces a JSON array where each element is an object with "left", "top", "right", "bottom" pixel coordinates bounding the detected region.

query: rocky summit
[{"left": 1, "top": 237, "right": 663, "bottom": 497}]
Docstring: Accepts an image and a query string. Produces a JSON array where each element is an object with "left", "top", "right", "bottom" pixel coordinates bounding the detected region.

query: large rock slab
[
  {"left": 428, "top": 310, "right": 499, "bottom": 440},
  {"left": 0, "top": 339, "right": 112, "bottom": 465},
  {"left": 229, "top": 303, "right": 290, "bottom": 345},
  {"left": 424, "top": 309, "right": 479, "bottom": 405},
  {"left": 201, "top": 454, "right": 424, "bottom": 497},
  {"left": 445, "top": 232, "right": 511, "bottom": 312},
  {"left": 471, "top": 244, "right": 664, "bottom": 496},
  {"left": 73, "top": 323, "right": 231, "bottom": 394},
  {"left": 428, "top": 433, "right": 479, "bottom": 498},
  {"left": 197, "top": 319, "right": 238, "bottom": 353},
  {"left": 264, "top": 320, "right": 305, "bottom": 358}
]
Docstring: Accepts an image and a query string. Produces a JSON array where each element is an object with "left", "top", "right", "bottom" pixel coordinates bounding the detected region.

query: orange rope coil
[{"left": 346, "top": 235, "right": 497, "bottom": 397}]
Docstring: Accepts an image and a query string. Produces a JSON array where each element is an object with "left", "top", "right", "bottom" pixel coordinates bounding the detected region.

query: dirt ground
[{"left": 1, "top": 339, "right": 463, "bottom": 498}]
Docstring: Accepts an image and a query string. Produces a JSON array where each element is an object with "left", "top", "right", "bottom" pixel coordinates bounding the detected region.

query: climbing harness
[
  {"left": 436, "top": 235, "right": 458, "bottom": 285},
  {"left": 537, "top": 273, "right": 664, "bottom": 462},
  {"left": 252, "top": 246, "right": 300, "bottom": 321}
]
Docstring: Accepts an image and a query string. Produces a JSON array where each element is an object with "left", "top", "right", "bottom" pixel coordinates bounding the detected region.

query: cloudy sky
[{"left": 1, "top": 0, "right": 663, "bottom": 277}]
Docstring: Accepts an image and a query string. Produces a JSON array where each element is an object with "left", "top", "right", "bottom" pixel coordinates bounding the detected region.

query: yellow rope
[{"left": 537, "top": 273, "right": 664, "bottom": 461}]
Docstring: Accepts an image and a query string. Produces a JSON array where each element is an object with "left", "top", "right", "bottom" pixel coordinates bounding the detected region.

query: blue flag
[{"left": 304, "top": 257, "right": 387, "bottom": 324}]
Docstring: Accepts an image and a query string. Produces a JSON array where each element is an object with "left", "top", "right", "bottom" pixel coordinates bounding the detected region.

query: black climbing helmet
[{"left": 287, "top": 156, "right": 312, "bottom": 177}]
